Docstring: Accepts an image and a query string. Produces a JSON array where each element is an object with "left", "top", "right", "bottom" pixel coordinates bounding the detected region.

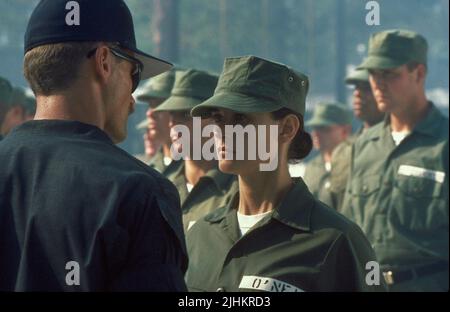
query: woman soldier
[{"left": 186, "top": 56, "right": 386, "bottom": 292}]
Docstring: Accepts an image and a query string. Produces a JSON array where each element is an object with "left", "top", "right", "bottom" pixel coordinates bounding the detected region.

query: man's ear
[
  {"left": 93, "top": 45, "right": 114, "bottom": 87},
  {"left": 279, "top": 114, "right": 300, "bottom": 144}
]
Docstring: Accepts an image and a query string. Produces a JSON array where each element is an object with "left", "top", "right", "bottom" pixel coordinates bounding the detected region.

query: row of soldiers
[
  {"left": 0, "top": 0, "right": 447, "bottom": 292},
  {"left": 131, "top": 29, "right": 449, "bottom": 292},
  {"left": 0, "top": 80, "right": 36, "bottom": 140}
]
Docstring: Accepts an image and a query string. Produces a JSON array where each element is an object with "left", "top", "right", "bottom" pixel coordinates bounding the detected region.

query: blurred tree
[{"left": 151, "top": 0, "right": 180, "bottom": 62}]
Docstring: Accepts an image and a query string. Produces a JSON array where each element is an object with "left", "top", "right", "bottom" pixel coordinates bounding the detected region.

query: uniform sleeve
[
  {"left": 340, "top": 142, "right": 356, "bottom": 219},
  {"left": 109, "top": 194, "right": 188, "bottom": 292},
  {"left": 321, "top": 227, "right": 387, "bottom": 292}
]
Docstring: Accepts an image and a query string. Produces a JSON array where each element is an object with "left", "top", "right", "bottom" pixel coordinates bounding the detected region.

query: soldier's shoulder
[
  {"left": 310, "top": 199, "right": 361, "bottom": 234},
  {"left": 353, "top": 123, "right": 384, "bottom": 150}
]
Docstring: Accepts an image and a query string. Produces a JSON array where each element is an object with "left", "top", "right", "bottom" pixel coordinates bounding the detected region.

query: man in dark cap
[
  {"left": 0, "top": 0, "right": 187, "bottom": 291},
  {"left": 342, "top": 30, "right": 449, "bottom": 291}
]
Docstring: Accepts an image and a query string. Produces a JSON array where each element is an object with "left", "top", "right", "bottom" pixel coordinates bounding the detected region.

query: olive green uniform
[
  {"left": 330, "top": 134, "right": 358, "bottom": 212},
  {"left": 303, "top": 155, "right": 333, "bottom": 207},
  {"left": 304, "top": 102, "right": 353, "bottom": 209},
  {"left": 147, "top": 147, "right": 182, "bottom": 175},
  {"left": 166, "top": 163, "right": 238, "bottom": 232},
  {"left": 186, "top": 179, "right": 386, "bottom": 292},
  {"left": 342, "top": 104, "right": 449, "bottom": 291}
]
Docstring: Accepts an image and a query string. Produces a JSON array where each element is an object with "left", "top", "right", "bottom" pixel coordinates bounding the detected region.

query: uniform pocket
[
  {"left": 351, "top": 175, "right": 381, "bottom": 197},
  {"left": 394, "top": 175, "right": 447, "bottom": 231}
]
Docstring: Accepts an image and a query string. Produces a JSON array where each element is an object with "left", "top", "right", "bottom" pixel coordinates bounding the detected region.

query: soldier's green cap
[
  {"left": 136, "top": 118, "right": 149, "bottom": 130},
  {"left": 0, "top": 76, "right": 13, "bottom": 105},
  {"left": 358, "top": 29, "right": 428, "bottom": 70},
  {"left": 136, "top": 69, "right": 176, "bottom": 102},
  {"left": 345, "top": 69, "right": 369, "bottom": 85},
  {"left": 305, "top": 102, "right": 352, "bottom": 128},
  {"left": 154, "top": 69, "right": 218, "bottom": 112},
  {"left": 191, "top": 56, "right": 309, "bottom": 117},
  {"left": 11, "top": 87, "right": 27, "bottom": 108}
]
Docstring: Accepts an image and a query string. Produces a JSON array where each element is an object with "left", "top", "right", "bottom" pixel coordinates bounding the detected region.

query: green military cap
[
  {"left": 11, "top": 87, "right": 27, "bottom": 108},
  {"left": 136, "top": 69, "right": 176, "bottom": 102},
  {"left": 306, "top": 102, "right": 352, "bottom": 128},
  {"left": 358, "top": 29, "right": 428, "bottom": 70},
  {"left": 154, "top": 69, "right": 218, "bottom": 112},
  {"left": 136, "top": 118, "right": 149, "bottom": 130},
  {"left": 0, "top": 76, "right": 13, "bottom": 105},
  {"left": 191, "top": 56, "right": 309, "bottom": 117},
  {"left": 345, "top": 69, "right": 369, "bottom": 85}
]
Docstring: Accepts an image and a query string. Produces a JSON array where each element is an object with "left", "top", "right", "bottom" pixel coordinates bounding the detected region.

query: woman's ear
[{"left": 279, "top": 114, "right": 300, "bottom": 144}]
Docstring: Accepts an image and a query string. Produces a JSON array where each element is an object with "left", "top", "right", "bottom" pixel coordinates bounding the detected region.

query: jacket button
[
  {"left": 216, "top": 287, "right": 225, "bottom": 292},
  {"left": 362, "top": 185, "right": 368, "bottom": 193}
]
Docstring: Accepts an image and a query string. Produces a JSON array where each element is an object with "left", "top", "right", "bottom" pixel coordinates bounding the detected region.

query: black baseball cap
[{"left": 24, "top": 0, "right": 172, "bottom": 80}]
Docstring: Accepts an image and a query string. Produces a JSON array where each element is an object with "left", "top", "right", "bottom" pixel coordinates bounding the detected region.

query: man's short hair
[{"left": 23, "top": 42, "right": 95, "bottom": 96}]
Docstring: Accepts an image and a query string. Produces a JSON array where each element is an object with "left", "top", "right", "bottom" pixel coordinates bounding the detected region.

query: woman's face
[{"left": 210, "top": 108, "right": 281, "bottom": 175}]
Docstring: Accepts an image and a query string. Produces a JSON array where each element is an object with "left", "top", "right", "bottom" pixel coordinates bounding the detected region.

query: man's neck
[
  {"left": 390, "top": 97, "right": 430, "bottom": 132},
  {"left": 321, "top": 150, "right": 333, "bottom": 163},
  {"left": 33, "top": 89, "right": 104, "bottom": 130},
  {"left": 184, "top": 159, "right": 216, "bottom": 186}
]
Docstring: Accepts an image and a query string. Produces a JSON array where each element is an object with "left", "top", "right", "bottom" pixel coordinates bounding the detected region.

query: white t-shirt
[
  {"left": 163, "top": 157, "right": 172, "bottom": 167},
  {"left": 237, "top": 210, "right": 272, "bottom": 236},
  {"left": 186, "top": 183, "right": 194, "bottom": 193},
  {"left": 391, "top": 131, "right": 410, "bottom": 146}
]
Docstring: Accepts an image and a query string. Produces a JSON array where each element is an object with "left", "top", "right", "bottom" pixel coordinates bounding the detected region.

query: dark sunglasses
[{"left": 87, "top": 45, "right": 143, "bottom": 92}]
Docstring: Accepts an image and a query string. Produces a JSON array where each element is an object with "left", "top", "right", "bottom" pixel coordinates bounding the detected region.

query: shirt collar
[
  {"left": 174, "top": 163, "right": 236, "bottom": 194},
  {"left": 10, "top": 120, "right": 113, "bottom": 144},
  {"left": 205, "top": 178, "right": 313, "bottom": 232},
  {"left": 365, "top": 102, "right": 445, "bottom": 141}
]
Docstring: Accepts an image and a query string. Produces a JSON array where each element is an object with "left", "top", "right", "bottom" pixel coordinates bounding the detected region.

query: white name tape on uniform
[
  {"left": 398, "top": 165, "right": 446, "bottom": 184},
  {"left": 239, "top": 275, "right": 304, "bottom": 292}
]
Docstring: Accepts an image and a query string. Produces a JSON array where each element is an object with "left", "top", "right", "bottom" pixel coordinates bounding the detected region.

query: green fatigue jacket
[
  {"left": 165, "top": 163, "right": 238, "bottom": 232},
  {"left": 341, "top": 104, "right": 449, "bottom": 290},
  {"left": 329, "top": 131, "right": 364, "bottom": 212},
  {"left": 147, "top": 148, "right": 182, "bottom": 175},
  {"left": 303, "top": 155, "right": 333, "bottom": 208},
  {"left": 185, "top": 179, "right": 386, "bottom": 292}
]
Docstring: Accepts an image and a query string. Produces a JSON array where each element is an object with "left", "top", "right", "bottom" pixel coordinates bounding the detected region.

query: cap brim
[
  {"left": 305, "top": 118, "right": 336, "bottom": 128},
  {"left": 136, "top": 119, "right": 149, "bottom": 130},
  {"left": 154, "top": 96, "right": 204, "bottom": 112},
  {"left": 131, "top": 48, "right": 173, "bottom": 80},
  {"left": 136, "top": 91, "right": 169, "bottom": 102},
  {"left": 357, "top": 55, "right": 406, "bottom": 70},
  {"left": 191, "top": 92, "right": 283, "bottom": 117}
]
